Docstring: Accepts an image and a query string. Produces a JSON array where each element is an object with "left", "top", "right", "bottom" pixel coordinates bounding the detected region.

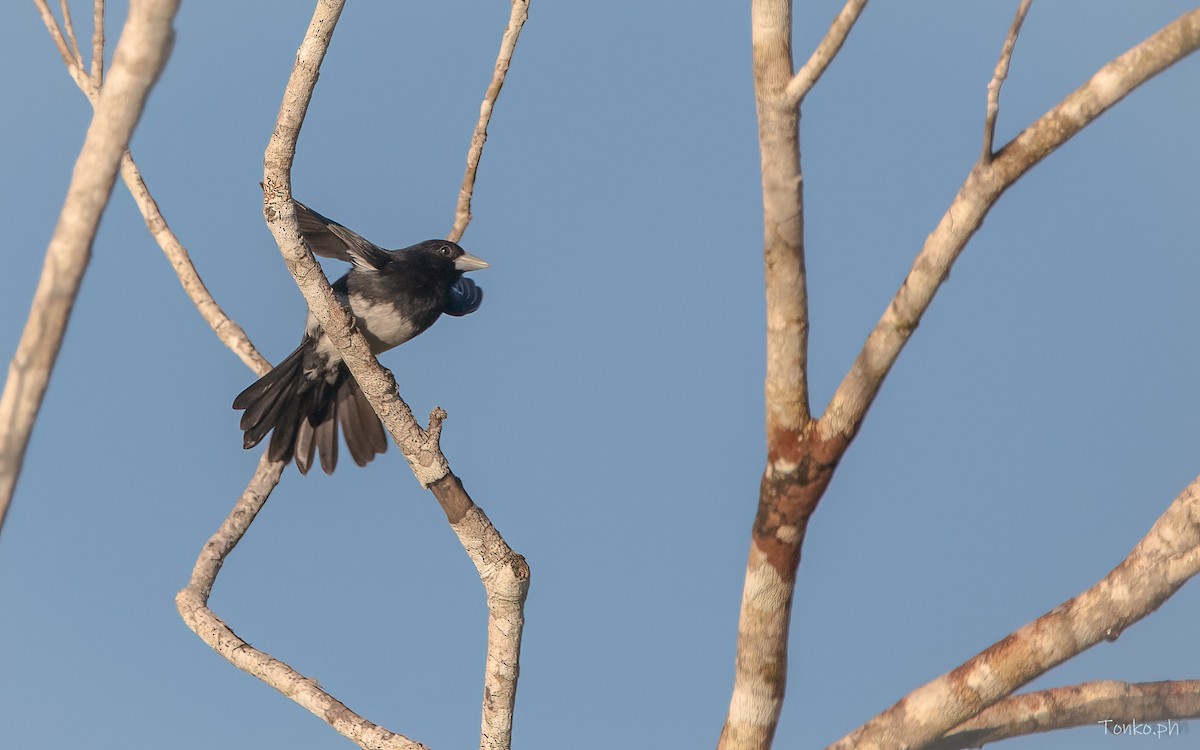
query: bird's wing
[
  {"left": 444, "top": 277, "right": 483, "bottom": 317},
  {"left": 293, "top": 199, "right": 391, "bottom": 271}
]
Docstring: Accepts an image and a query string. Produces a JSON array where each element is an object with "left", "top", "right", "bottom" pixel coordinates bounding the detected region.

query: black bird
[{"left": 233, "top": 200, "right": 488, "bottom": 475}]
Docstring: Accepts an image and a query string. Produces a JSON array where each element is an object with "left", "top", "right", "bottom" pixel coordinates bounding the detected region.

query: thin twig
[
  {"left": 983, "top": 0, "right": 1033, "bottom": 163},
  {"left": 60, "top": 0, "right": 84, "bottom": 68},
  {"left": 784, "top": 0, "right": 869, "bottom": 105},
  {"left": 33, "top": 0, "right": 93, "bottom": 93},
  {"left": 448, "top": 0, "right": 530, "bottom": 243},
  {"left": 820, "top": 7, "right": 1200, "bottom": 444},
  {"left": 174, "top": 454, "right": 428, "bottom": 750},
  {"left": 1, "top": 0, "right": 178, "bottom": 533},
  {"left": 92, "top": 0, "right": 105, "bottom": 86},
  {"left": 120, "top": 155, "right": 270, "bottom": 374},
  {"left": 36, "top": 0, "right": 269, "bottom": 375},
  {"left": 181, "top": 453, "right": 281, "bottom": 599}
]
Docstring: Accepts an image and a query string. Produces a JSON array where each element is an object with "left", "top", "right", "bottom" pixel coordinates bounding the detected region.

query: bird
[{"left": 233, "top": 199, "right": 488, "bottom": 475}]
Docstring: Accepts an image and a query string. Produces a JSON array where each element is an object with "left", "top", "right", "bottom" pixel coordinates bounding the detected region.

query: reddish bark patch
[{"left": 753, "top": 424, "right": 850, "bottom": 578}]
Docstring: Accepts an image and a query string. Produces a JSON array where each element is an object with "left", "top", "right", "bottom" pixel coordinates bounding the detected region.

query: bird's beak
[{"left": 455, "top": 252, "right": 489, "bottom": 272}]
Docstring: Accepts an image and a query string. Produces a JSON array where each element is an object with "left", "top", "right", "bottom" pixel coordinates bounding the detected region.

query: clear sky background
[{"left": 2, "top": 2, "right": 1198, "bottom": 749}]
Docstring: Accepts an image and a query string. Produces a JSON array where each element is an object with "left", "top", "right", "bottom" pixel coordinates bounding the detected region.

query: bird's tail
[{"left": 232, "top": 340, "right": 388, "bottom": 474}]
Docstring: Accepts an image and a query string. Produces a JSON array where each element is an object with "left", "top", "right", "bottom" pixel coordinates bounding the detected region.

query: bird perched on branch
[{"left": 233, "top": 199, "right": 488, "bottom": 475}]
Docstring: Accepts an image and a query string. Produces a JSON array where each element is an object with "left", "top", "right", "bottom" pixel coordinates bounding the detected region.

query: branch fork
[
  {"left": 181, "top": 2, "right": 533, "bottom": 748},
  {"left": 723, "top": 4, "right": 1200, "bottom": 749}
]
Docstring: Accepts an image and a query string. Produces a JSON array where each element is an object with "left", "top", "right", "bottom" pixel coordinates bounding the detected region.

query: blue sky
[{"left": 2, "top": 2, "right": 1198, "bottom": 748}]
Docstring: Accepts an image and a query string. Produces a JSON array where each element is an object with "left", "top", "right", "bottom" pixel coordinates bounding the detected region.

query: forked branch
[
  {"left": 785, "top": 0, "right": 869, "bottom": 105},
  {"left": 175, "top": 454, "right": 429, "bottom": 750},
  {"left": 34, "top": 0, "right": 269, "bottom": 375},
  {"left": 819, "top": 7, "right": 1200, "bottom": 444},
  {"left": 176, "top": 2, "right": 530, "bottom": 749},
  {"left": 0, "top": 0, "right": 178, "bottom": 536},
  {"left": 831, "top": 475, "right": 1200, "bottom": 750},
  {"left": 982, "top": 0, "right": 1033, "bottom": 162},
  {"left": 929, "top": 679, "right": 1200, "bottom": 750},
  {"left": 723, "top": 6, "right": 1200, "bottom": 750}
]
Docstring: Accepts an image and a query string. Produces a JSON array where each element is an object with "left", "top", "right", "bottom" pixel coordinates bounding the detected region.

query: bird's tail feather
[
  {"left": 292, "top": 373, "right": 338, "bottom": 475},
  {"left": 338, "top": 378, "right": 389, "bottom": 467},
  {"left": 233, "top": 339, "right": 387, "bottom": 474},
  {"left": 234, "top": 344, "right": 306, "bottom": 446}
]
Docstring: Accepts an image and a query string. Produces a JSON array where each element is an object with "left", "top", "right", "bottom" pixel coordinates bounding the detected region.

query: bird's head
[{"left": 413, "top": 240, "right": 489, "bottom": 273}]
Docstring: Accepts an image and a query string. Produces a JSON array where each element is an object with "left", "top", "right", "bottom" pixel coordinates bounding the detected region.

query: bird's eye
[{"left": 438, "top": 244, "right": 453, "bottom": 257}]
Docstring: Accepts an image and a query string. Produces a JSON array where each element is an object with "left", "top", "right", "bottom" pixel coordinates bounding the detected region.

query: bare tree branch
[
  {"left": 722, "top": 7, "right": 1200, "bottom": 750},
  {"left": 186, "top": 2, "right": 532, "bottom": 748},
  {"left": 719, "top": 2, "right": 815, "bottom": 747},
  {"left": 218, "top": 7, "right": 441, "bottom": 745},
  {"left": 784, "top": 0, "right": 869, "bottom": 105},
  {"left": 36, "top": 1, "right": 270, "bottom": 376},
  {"left": 448, "top": 0, "right": 530, "bottom": 243},
  {"left": 92, "top": 0, "right": 105, "bottom": 86},
  {"left": 176, "top": 11, "right": 426, "bottom": 747},
  {"left": 0, "top": 0, "right": 178, "bottom": 535},
  {"left": 929, "top": 680, "right": 1200, "bottom": 750},
  {"left": 982, "top": 0, "right": 1033, "bottom": 163},
  {"left": 426, "top": 462, "right": 529, "bottom": 749},
  {"left": 261, "top": 1, "right": 451, "bottom": 486},
  {"left": 34, "top": 0, "right": 93, "bottom": 92},
  {"left": 179, "top": 455, "right": 281, "bottom": 603},
  {"left": 175, "top": 453, "right": 430, "bottom": 750},
  {"left": 819, "top": 7, "right": 1200, "bottom": 444},
  {"left": 59, "top": 0, "right": 84, "bottom": 68},
  {"left": 756, "top": 0, "right": 810, "bottom": 435},
  {"left": 263, "top": 1, "right": 531, "bottom": 736},
  {"left": 830, "top": 475, "right": 1200, "bottom": 750},
  {"left": 121, "top": 157, "right": 271, "bottom": 374}
]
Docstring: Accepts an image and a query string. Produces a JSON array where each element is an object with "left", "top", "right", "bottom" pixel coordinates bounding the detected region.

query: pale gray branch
[
  {"left": 261, "top": 0, "right": 448, "bottom": 486},
  {"left": 34, "top": 0, "right": 93, "bottom": 93},
  {"left": 930, "top": 680, "right": 1200, "bottom": 750},
  {"left": 432, "top": 474, "right": 530, "bottom": 750},
  {"left": 819, "top": 7, "right": 1200, "bottom": 444},
  {"left": 121, "top": 157, "right": 271, "bottom": 374},
  {"left": 0, "top": 0, "right": 178, "bottom": 535},
  {"left": 181, "top": 453, "right": 281, "bottom": 599},
  {"left": 831, "top": 475, "right": 1200, "bottom": 750},
  {"left": 784, "top": 0, "right": 869, "bottom": 105},
  {"left": 37, "top": 0, "right": 269, "bottom": 376},
  {"left": 982, "top": 0, "right": 1033, "bottom": 162},
  {"left": 59, "top": 0, "right": 83, "bottom": 68},
  {"left": 175, "top": 453, "right": 429, "bottom": 750},
  {"left": 232, "top": 5, "right": 437, "bottom": 746},
  {"left": 718, "top": 3, "right": 808, "bottom": 749},
  {"left": 92, "top": 0, "right": 105, "bottom": 85},
  {"left": 722, "top": 8, "right": 1200, "bottom": 750},
  {"left": 448, "top": 0, "right": 530, "bottom": 243},
  {"left": 721, "top": 9, "right": 872, "bottom": 743},
  {"left": 261, "top": 3, "right": 530, "bottom": 747},
  {"left": 181, "top": 2, "right": 531, "bottom": 748}
]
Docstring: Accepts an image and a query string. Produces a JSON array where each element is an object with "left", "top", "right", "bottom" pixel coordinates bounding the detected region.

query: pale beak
[{"left": 454, "top": 252, "right": 489, "bottom": 272}]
